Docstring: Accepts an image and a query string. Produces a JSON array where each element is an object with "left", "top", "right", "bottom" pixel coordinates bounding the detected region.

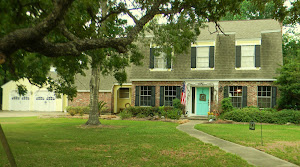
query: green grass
[
  {"left": 0, "top": 117, "right": 252, "bottom": 167},
  {"left": 195, "top": 123, "right": 300, "bottom": 165}
]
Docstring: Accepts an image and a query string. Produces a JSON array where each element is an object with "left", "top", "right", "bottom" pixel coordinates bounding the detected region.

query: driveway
[{"left": 0, "top": 110, "right": 67, "bottom": 117}]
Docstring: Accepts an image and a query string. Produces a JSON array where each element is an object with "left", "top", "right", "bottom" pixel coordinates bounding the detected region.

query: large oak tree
[{"left": 0, "top": 0, "right": 292, "bottom": 125}]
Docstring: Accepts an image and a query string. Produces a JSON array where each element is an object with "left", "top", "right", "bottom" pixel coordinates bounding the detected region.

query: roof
[{"left": 196, "top": 19, "right": 281, "bottom": 40}]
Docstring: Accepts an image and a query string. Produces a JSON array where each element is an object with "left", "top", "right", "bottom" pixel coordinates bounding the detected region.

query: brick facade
[
  {"left": 132, "top": 81, "right": 182, "bottom": 107},
  {"left": 218, "top": 81, "right": 276, "bottom": 107},
  {"left": 68, "top": 92, "right": 113, "bottom": 112}
]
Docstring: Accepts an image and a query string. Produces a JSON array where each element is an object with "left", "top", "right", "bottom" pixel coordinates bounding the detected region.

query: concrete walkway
[
  {"left": 0, "top": 110, "right": 67, "bottom": 117},
  {"left": 177, "top": 120, "right": 298, "bottom": 167}
]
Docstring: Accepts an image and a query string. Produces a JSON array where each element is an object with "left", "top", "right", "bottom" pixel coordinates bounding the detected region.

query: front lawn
[
  {"left": 195, "top": 123, "right": 300, "bottom": 165},
  {"left": 0, "top": 117, "right": 251, "bottom": 167}
]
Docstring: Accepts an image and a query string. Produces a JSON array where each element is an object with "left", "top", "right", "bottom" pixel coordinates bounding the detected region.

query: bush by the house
[
  {"left": 222, "top": 107, "right": 300, "bottom": 124},
  {"left": 173, "top": 98, "right": 185, "bottom": 115},
  {"left": 122, "top": 106, "right": 182, "bottom": 119},
  {"left": 221, "top": 97, "right": 234, "bottom": 113},
  {"left": 66, "top": 106, "right": 90, "bottom": 116},
  {"left": 119, "top": 110, "right": 133, "bottom": 120}
]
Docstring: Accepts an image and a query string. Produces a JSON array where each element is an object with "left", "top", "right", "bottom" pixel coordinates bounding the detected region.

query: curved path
[{"left": 177, "top": 120, "right": 298, "bottom": 167}]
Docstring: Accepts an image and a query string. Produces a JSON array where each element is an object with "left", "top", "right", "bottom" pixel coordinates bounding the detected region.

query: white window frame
[
  {"left": 164, "top": 86, "right": 177, "bottom": 106},
  {"left": 257, "top": 86, "right": 272, "bottom": 108},
  {"left": 140, "top": 86, "right": 152, "bottom": 106},
  {"left": 229, "top": 86, "right": 243, "bottom": 108},
  {"left": 191, "top": 41, "right": 215, "bottom": 70},
  {"left": 235, "top": 39, "right": 261, "bottom": 70}
]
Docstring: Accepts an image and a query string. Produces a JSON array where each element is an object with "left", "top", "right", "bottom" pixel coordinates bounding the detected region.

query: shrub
[
  {"left": 223, "top": 108, "right": 300, "bottom": 124},
  {"left": 166, "top": 108, "right": 181, "bottom": 120},
  {"left": 119, "top": 110, "right": 132, "bottom": 120},
  {"left": 98, "top": 101, "right": 107, "bottom": 115},
  {"left": 173, "top": 98, "right": 185, "bottom": 115},
  {"left": 136, "top": 113, "right": 146, "bottom": 118},
  {"left": 123, "top": 106, "right": 159, "bottom": 117},
  {"left": 221, "top": 97, "right": 233, "bottom": 113}
]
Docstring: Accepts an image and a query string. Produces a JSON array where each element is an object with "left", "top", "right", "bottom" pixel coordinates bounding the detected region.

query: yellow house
[{"left": 1, "top": 79, "right": 68, "bottom": 111}]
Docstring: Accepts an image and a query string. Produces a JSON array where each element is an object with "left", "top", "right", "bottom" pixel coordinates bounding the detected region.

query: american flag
[{"left": 181, "top": 82, "right": 186, "bottom": 105}]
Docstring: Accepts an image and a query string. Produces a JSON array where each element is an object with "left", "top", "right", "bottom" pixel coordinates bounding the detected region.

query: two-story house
[
  {"left": 68, "top": 19, "right": 282, "bottom": 117},
  {"left": 130, "top": 19, "right": 282, "bottom": 117}
]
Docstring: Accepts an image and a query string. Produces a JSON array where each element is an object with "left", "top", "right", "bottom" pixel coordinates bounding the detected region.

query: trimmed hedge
[
  {"left": 122, "top": 106, "right": 182, "bottom": 119},
  {"left": 222, "top": 107, "right": 300, "bottom": 124},
  {"left": 66, "top": 106, "right": 90, "bottom": 116}
]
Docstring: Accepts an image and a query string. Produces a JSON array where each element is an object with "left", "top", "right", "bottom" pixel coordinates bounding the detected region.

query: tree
[
  {"left": 0, "top": 0, "right": 290, "bottom": 125},
  {"left": 275, "top": 57, "right": 300, "bottom": 110}
]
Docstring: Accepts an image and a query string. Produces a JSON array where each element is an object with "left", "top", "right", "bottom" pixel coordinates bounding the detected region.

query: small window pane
[
  {"left": 119, "top": 88, "right": 129, "bottom": 98},
  {"left": 196, "top": 47, "right": 209, "bottom": 68}
]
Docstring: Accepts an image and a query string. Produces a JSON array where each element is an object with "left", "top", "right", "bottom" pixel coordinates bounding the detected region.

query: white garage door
[
  {"left": 34, "top": 91, "right": 56, "bottom": 111},
  {"left": 9, "top": 91, "right": 30, "bottom": 111}
]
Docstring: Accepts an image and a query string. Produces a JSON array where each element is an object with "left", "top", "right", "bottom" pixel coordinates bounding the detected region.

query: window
[
  {"left": 196, "top": 47, "right": 209, "bottom": 68},
  {"left": 36, "top": 97, "right": 44, "bottom": 100},
  {"left": 119, "top": 88, "right": 129, "bottom": 99},
  {"left": 258, "top": 86, "right": 271, "bottom": 108},
  {"left": 46, "top": 97, "right": 55, "bottom": 100},
  {"left": 12, "top": 96, "right": 19, "bottom": 100},
  {"left": 241, "top": 45, "right": 255, "bottom": 68},
  {"left": 154, "top": 53, "right": 167, "bottom": 69},
  {"left": 140, "top": 86, "right": 152, "bottom": 106},
  {"left": 164, "top": 86, "right": 177, "bottom": 106},
  {"left": 236, "top": 40, "right": 260, "bottom": 69},
  {"left": 191, "top": 45, "right": 214, "bottom": 69},
  {"left": 229, "top": 86, "right": 243, "bottom": 108},
  {"left": 21, "top": 97, "right": 29, "bottom": 100},
  {"left": 150, "top": 48, "right": 171, "bottom": 69}
]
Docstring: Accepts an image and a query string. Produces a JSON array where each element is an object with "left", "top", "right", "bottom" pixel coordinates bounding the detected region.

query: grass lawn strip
[
  {"left": 0, "top": 117, "right": 252, "bottom": 167},
  {"left": 195, "top": 123, "right": 300, "bottom": 166}
]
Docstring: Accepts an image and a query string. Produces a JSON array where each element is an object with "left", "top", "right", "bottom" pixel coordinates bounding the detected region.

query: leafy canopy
[{"left": 0, "top": 0, "right": 291, "bottom": 98}]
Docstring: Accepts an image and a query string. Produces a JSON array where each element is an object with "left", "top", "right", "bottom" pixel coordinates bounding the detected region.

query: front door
[{"left": 196, "top": 87, "right": 209, "bottom": 116}]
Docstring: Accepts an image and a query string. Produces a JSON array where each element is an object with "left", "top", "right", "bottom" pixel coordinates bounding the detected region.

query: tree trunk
[{"left": 86, "top": 64, "right": 101, "bottom": 125}]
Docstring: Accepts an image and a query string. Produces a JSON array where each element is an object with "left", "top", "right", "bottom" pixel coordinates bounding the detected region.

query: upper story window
[
  {"left": 191, "top": 41, "right": 215, "bottom": 69},
  {"left": 236, "top": 39, "right": 261, "bottom": 69},
  {"left": 150, "top": 48, "right": 171, "bottom": 70}
]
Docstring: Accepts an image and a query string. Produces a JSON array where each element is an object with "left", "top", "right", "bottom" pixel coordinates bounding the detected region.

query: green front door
[{"left": 196, "top": 87, "right": 209, "bottom": 116}]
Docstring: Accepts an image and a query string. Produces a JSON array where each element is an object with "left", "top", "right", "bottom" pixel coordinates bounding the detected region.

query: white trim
[
  {"left": 235, "top": 67, "right": 261, "bottom": 70},
  {"left": 113, "top": 83, "right": 132, "bottom": 86},
  {"left": 130, "top": 79, "right": 277, "bottom": 82},
  {"left": 191, "top": 68, "right": 214, "bottom": 71},
  {"left": 150, "top": 68, "right": 172, "bottom": 71},
  {"left": 77, "top": 90, "right": 111, "bottom": 93},
  {"left": 235, "top": 39, "right": 261, "bottom": 45},
  {"left": 261, "top": 29, "right": 281, "bottom": 33}
]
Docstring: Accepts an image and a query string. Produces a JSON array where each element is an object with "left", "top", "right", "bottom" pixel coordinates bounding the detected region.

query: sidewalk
[{"left": 177, "top": 120, "right": 298, "bottom": 167}]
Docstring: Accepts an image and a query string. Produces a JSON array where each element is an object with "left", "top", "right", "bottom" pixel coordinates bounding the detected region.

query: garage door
[
  {"left": 34, "top": 91, "right": 56, "bottom": 111},
  {"left": 9, "top": 91, "right": 30, "bottom": 111}
]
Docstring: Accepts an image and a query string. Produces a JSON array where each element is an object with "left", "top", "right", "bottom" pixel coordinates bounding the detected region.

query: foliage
[
  {"left": 118, "top": 110, "right": 133, "bottom": 120},
  {"left": 221, "top": 97, "right": 234, "bottom": 113},
  {"left": 66, "top": 106, "right": 90, "bottom": 116},
  {"left": 222, "top": 107, "right": 300, "bottom": 124},
  {"left": 123, "top": 106, "right": 182, "bottom": 119},
  {"left": 98, "top": 101, "right": 108, "bottom": 114},
  {"left": 275, "top": 58, "right": 300, "bottom": 110},
  {"left": 0, "top": 0, "right": 290, "bottom": 99},
  {"left": 195, "top": 123, "right": 300, "bottom": 165},
  {"left": 166, "top": 109, "right": 182, "bottom": 120},
  {"left": 172, "top": 98, "right": 185, "bottom": 115}
]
